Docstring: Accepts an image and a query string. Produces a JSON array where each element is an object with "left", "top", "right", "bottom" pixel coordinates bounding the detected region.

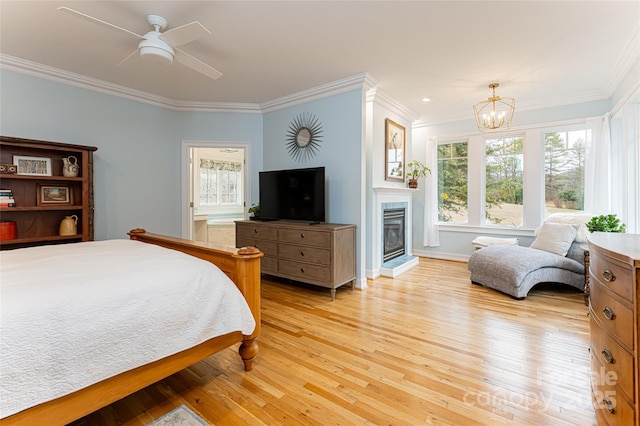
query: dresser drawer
[
  {"left": 279, "top": 228, "right": 330, "bottom": 247},
  {"left": 590, "top": 280, "right": 634, "bottom": 350},
  {"left": 591, "top": 353, "right": 636, "bottom": 426},
  {"left": 236, "top": 238, "right": 278, "bottom": 257},
  {"left": 590, "top": 315, "right": 634, "bottom": 401},
  {"left": 590, "top": 252, "right": 633, "bottom": 301},
  {"left": 236, "top": 224, "right": 278, "bottom": 241},
  {"left": 278, "top": 259, "right": 331, "bottom": 284},
  {"left": 279, "top": 243, "right": 331, "bottom": 265}
]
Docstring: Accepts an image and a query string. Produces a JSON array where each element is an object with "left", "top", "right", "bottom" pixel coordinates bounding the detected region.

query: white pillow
[
  {"left": 530, "top": 222, "right": 578, "bottom": 256},
  {"left": 538, "top": 213, "right": 592, "bottom": 243}
]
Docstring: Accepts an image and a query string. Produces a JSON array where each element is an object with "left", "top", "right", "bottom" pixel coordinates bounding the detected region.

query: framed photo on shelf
[
  {"left": 13, "top": 155, "right": 52, "bottom": 176},
  {"left": 37, "top": 185, "right": 73, "bottom": 206},
  {"left": 385, "top": 118, "right": 405, "bottom": 182}
]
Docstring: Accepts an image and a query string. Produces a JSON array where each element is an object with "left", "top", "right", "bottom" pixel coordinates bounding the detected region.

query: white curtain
[
  {"left": 584, "top": 114, "right": 611, "bottom": 215},
  {"left": 584, "top": 103, "right": 640, "bottom": 233},
  {"left": 423, "top": 137, "right": 440, "bottom": 246}
]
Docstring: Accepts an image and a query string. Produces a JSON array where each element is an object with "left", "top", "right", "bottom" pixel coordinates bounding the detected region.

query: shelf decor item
[
  {"left": 62, "top": 155, "right": 80, "bottom": 177},
  {"left": 37, "top": 184, "right": 73, "bottom": 206},
  {"left": 385, "top": 118, "right": 405, "bottom": 182},
  {"left": 0, "top": 221, "right": 17, "bottom": 240},
  {"left": 13, "top": 155, "right": 52, "bottom": 176},
  {"left": 59, "top": 215, "right": 78, "bottom": 236},
  {"left": 0, "top": 164, "right": 17, "bottom": 174},
  {"left": 406, "top": 160, "right": 431, "bottom": 189}
]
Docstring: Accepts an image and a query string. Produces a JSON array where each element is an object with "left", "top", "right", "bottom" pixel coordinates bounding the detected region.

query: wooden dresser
[
  {"left": 587, "top": 232, "right": 640, "bottom": 426},
  {"left": 236, "top": 220, "right": 356, "bottom": 300}
]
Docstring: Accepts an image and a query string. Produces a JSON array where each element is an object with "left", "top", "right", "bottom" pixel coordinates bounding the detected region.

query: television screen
[{"left": 258, "top": 167, "right": 325, "bottom": 223}]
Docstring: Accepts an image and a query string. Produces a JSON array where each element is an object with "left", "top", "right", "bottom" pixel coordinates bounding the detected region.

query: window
[
  {"left": 199, "top": 159, "right": 242, "bottom": 205},
  {"left": 544, "top": 129, "right": 587, "bottom": 216},
  {"left": 437, "top": 141, "right": 468, "bottom": 223},
  {"left": 485, "top": 136, "right": 524, "bottom": 226}
]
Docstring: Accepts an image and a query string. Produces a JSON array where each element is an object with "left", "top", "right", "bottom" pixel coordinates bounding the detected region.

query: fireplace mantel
[{"left": 373, "top": 186, "right": 418, "bottom": 194}]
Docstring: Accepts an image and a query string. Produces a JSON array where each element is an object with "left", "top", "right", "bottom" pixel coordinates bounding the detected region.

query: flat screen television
[{"left": 258, "top": 166, "right": 325, "bottom": 223}]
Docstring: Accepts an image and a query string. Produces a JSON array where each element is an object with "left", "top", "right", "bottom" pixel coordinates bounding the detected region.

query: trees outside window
[
  {"left": 485, "top": 136, "right": 524, "bottom": 226},
  {"left": 437, "top": 141, "right": 468, "bottom": 222},
  {"left": 435, "top": 125, "right": 588, "bottom": 229},
  {"left": 544, "top": 130, "right": 587, "bottom": 215}
]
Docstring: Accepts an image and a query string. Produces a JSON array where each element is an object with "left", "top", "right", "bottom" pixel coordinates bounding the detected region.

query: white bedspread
[{"left": 0, "top": 239, "right": 256, "bottom": 418}]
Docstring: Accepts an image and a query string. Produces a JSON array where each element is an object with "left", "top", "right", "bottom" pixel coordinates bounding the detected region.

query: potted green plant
[
  {"left": 585, "top": 214, "right": 626, "bottom": 233},
  {"left": 406, "top": 160, "right": 431, "bottom": 189},
  {"left": 248, "top": 203, "right": 260, "bottom": 219}
]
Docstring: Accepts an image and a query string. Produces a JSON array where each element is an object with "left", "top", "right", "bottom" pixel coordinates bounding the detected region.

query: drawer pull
[
  {"left": 602, "top": 269, "right": 616, "bottom": 282},
  {"left": 601, "top": 349, "right": 614, "bottom": 364},
  {"left": 602, "top": 306, "right": 615, "bottom": 320},
  {"left": 300, "top": 267, "right": 305, "bottom": 273},
  {"left": 300, "top": 251, "right": 305, "bottom": 257},
  {"left": 300, "top": 233, "right": 305, "bottom": 239},
  {"left": 603, "top": 397, "right": 615, "bottom": 414},
  {"left": 254, "top": 229, "right": 258, "bottom": 234}
]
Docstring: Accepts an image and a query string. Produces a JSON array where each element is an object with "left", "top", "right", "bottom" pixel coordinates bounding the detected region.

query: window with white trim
[
  {"left": 437, "top": 141, "right": 468, "bottom": 223},
  {"left": 199, "top": 159, "right": 242, "bottom": 205},
  {"left": 485, "top": 136, "right": 524, "bottom": 226},
  {"left": 544, "top": 129, "right": 588, "bottom": 216}
]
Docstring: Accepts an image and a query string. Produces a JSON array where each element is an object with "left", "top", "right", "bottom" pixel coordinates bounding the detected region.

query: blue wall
[
  {"left": 262, "top": 91, "right": 364, "bottom": 225},
  {"left": 0, "top": 70, "right": 263, "bottom": 240}
]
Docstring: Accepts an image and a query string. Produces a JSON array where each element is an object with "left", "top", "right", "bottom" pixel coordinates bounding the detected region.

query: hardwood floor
[{"left": 71, "top": 258, "right": 596, "bottom": 425}]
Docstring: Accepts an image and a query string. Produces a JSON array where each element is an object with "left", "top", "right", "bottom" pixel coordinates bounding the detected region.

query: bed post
[{"left": 235, "top": 246, "right": 261, "bottom": 370}]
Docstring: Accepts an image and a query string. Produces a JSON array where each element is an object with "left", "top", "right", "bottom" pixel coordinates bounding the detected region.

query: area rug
[{"left": 147, "top": 405, "right": 209, "bottom": 426}]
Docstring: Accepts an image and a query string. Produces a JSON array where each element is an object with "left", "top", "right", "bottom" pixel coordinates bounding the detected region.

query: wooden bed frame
[{"left": 2, "top": 229, "right": 262, "bottom": 426}]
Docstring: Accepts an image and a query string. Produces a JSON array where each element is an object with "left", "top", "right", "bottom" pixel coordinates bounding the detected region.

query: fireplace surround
[{"left": 370, "top": 187, "right": 419, "bottom": 278}]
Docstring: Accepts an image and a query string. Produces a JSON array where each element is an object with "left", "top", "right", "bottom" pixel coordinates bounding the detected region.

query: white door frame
[{"left": 181, "top": 140, "right": 251, "bottom": 239}]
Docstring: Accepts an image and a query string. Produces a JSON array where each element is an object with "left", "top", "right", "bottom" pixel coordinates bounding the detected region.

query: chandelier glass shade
[{"left": 473, "top": 83, "right": 515, "bottom": 132}]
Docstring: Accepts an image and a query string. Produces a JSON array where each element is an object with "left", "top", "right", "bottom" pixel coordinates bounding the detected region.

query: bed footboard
[{"left": 128, "top": 228, "right": 263, "bottom": 368}]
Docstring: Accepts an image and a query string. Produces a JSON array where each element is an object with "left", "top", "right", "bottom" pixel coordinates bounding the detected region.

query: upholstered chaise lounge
[
  {"left": 468, "top": 214, "right": 591, "bottom": 299},
  {"left": 468, "top": 241, "right": 586, "bottom": 299}
]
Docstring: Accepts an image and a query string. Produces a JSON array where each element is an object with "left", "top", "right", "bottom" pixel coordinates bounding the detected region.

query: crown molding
[
  {"left": 0, "top": 54, "right": 262, "bottom": 113},
  {"left": 0, "top": 54, "right": 376, "bottom": 114},
  {"left": 260, "top": 72, "right": 376, "bottom": 113},
  {"left": 366, "top": 87, "right": 419, "bottom": 122}
]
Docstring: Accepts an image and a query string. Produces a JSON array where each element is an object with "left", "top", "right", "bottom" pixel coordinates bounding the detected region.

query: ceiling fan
[{"left": 58, "top": 7, "right": 223, "bottom": 80}]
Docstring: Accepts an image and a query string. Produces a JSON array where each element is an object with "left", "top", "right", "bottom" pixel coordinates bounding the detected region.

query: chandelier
[{"left": 473, "top": 83, "right": 515, "bottom": 132}]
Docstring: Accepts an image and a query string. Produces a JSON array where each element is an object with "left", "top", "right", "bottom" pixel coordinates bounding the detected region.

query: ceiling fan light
[{"left": 138, "top": 37, "right": 174, "bottom": 65}]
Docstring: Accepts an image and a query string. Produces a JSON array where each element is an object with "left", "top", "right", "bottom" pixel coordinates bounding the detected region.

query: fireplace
[
  {"left": 371, "top": 188, "right": 418, "bottom": 279},
  {"left": 383, "top": 208, "right": 405, "bottom": 262}
]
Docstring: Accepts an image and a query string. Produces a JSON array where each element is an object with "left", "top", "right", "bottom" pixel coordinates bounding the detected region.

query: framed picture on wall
[{"left": 385, "top": 118, "right": 405, "bottom": 182}]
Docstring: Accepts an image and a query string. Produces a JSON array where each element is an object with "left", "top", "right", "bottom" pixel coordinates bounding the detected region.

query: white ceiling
[{"left": 1, "top": 1, "right": 638, "bottom": 125}]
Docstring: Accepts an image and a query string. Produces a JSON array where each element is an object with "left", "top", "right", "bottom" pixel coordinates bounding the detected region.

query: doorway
[{"left": 181, "top": 141, "right": 250, "bottom": 247}]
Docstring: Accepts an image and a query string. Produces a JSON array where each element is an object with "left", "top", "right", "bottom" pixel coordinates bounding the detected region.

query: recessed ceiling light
[{"left": 422, "top": 97, "right": 432, "bottom": 102}]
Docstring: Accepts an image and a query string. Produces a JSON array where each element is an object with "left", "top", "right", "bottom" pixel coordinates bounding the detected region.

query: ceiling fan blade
[
  {"left": 116, "top": 48, "right": 140, "bottom": 67},
  {"left": 159, "top": 21, "right": 210, "bottom": 47},
  {"left": 175, "top": 48, "right": 223, "bottom": 80},
  {"left": 58, "top": 7, "right": 143, "bottom": 39}
]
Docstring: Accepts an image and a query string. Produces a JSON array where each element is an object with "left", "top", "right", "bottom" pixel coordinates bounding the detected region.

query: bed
[{"left": 0, "top": 229, "right": 262, "bottom": 425}]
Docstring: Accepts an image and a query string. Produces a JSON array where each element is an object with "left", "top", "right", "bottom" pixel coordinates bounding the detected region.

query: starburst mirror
[{"left": 285, "top": 112, "right": 323, "bottom": 162}]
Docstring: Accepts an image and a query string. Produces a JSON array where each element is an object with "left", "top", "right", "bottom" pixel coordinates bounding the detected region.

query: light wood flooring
[{"left": 71, "top": 258, "right": 596, "bottom": 425}]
